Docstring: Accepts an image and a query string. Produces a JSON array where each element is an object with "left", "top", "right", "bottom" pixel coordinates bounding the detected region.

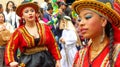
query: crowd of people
[{"left": 0, "top": 0, "right": 120, "bottom": 67}]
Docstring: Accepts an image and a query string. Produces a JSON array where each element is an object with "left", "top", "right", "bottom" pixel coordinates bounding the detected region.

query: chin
[
  {"left": 82, "top": 35, "right": 90, "bottom": 39},
  {"left": 28, "top": 19, "right": 35, "bottom": 22}
]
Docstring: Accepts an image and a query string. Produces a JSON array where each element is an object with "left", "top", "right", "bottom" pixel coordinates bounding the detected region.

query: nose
[
  {"left": 79, "top": 20, "right": 85, "bottom": 27},
  {"left": 28, "top": 10, "right": 33, "bottom": 15},
  {"left": 28, "top": 12, "right": 32, "bottom": 15}
]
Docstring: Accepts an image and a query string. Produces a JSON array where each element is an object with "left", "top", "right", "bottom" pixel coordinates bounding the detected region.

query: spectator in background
[
  {"left": 0, "top": 12, "right": 14, "bottom": 67},
  {"left": 59, "top": 16, "right": 78, "bottom": 67},
  {"left": 44, "top": 3, "right": 53, "bottom": 21},
  {"left": 0, "top": 4, "right": 3, "bottom": 13},
  {"left": 43, "top": 3, "right": 57, "bottom": 34},
  {"left": 39, "top": 8, "right": 48, "bottom": 23},
  {"left": 3, "top": 1, "right": 20, "bottom": 29},
  {"left": 57, "top": 1, "right": 67, "bottom": 17},
  {"left": 40, "top": 0, "right": 50, "bottom": 11},
  {"left": 36, "top": 7, "right": 48, "bottom": 24}
]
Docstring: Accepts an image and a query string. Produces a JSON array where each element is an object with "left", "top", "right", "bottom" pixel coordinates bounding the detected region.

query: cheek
[
  {"left": 33, "top": 13, "right": 36, "bottom": 17},
  {"left": 22, "top": 15, "right": 28, "bottom": 21},
  {"left": 0, "top": 16, "right": 4, "bottom": 21},
  {"left": 88, "top": 19, "right": 102, "bottom": 34},
  {"left": 88, "top": 17, "right": 102, "bottom": 29},
  {"left": 22, "top": 13, "right": 29, "bottom": 17}
]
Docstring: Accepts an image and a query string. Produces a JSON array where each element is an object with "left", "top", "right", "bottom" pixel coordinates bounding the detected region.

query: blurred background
[{"left": 0, "top": 0, "right": 44, "bottom": 10}]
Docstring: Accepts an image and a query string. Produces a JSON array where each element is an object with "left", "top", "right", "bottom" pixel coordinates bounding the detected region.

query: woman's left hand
[{"left": 55, "top": 60, "right": 61, "bottom": 67}]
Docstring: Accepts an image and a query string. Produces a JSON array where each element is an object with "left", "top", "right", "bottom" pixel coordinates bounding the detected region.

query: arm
[
  {"left": 44, "top": 24, "right": 61, "bottom": 67},
  {"left": 60, "top": 30, "right": 77, "bottom": 45},
  {"left": 5, "top": 30, "right": 20, "bottom": 66},
  {"left": 45, "top": 24, "right": 61, "bottom": 60}
]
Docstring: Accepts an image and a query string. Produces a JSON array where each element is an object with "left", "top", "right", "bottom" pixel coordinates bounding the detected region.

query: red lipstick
[{"left": 29, "top": 16, "right": 33, "bottom": 19}]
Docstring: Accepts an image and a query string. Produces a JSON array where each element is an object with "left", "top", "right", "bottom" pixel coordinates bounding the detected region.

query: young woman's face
[
  {"left": 0, "top": 13, "right": 4, "bottom": 23},
  {"left": 8, "top": 2, "right": 14, "bottom": 10},
  {"left": 22, "top": 7, "right": 36, "bottom": 22},
  {"left": 0, "top": 8, "right": 3, "bottom": 13},
  {"left": 78, "top": 9, "right": 106, "bottom": 39}
]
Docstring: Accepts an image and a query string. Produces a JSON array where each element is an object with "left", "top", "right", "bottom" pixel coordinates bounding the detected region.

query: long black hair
[{"left": 5, "top": 1, "right": 15, "bottom": 14}]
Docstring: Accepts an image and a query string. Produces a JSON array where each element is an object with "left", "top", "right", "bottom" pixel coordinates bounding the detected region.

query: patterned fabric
[{"left": 73, "top": 44, "right": 120, "bottom": 67}]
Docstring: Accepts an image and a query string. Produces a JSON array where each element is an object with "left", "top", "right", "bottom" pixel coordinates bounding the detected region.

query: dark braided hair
[{"left": 105, "top": 22, "right": 114, "bottom": 67}]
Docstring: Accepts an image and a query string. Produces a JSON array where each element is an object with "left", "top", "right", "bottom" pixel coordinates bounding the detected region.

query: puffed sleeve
[
  {"left": 44, "top": 24, "right": 61, "bottom": 60},
  {"left": 5, "top": 29, "right": 21, "bottom": 66}
]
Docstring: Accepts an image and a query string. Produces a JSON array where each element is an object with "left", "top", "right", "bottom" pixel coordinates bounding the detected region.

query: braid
[
  {"left": 105, "top": 22, "right": 114, "bottom": 67},
  {"left": 109, "top": 26, "right": 114, "bottom": 67}
]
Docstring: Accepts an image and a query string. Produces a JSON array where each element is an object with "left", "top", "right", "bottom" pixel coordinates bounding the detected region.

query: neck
[
  {"left": 90, "top": 35, "right": 109, "bottom": 51},
  {"left": 25, "top": 21, "right": 36, "bottom": 28}
]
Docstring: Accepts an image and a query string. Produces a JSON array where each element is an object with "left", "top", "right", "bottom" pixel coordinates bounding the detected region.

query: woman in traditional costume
[
  {"left": 72, "top": 0, "right": 120, "bottom": 67},
  {"left": 5, "top": 1, "right": 61, "bottom": 67}
]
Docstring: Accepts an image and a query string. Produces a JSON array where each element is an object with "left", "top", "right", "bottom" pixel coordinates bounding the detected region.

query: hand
[
  {"left": 55, "top": 60, "right": 61, "bottom": 67},
  {"left": 59, "top": 38, "right": 65, "bottom": 44},
  {"left": 10, "top": 62, "right": 19, "bottom": 67},
  {"left": 0, "top": 25, "right": 6, "bottom": 31}
]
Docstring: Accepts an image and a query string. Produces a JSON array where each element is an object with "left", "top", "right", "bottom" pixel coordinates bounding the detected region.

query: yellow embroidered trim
[{"left": 72, "top": 0, "right": 120, "bottom": 27}]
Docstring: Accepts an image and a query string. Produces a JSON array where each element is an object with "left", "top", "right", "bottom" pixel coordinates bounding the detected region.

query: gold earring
[{"left": 100, "top": 28, "right": 105, "bottom": 43}]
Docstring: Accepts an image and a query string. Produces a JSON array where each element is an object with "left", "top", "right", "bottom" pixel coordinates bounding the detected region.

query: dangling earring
[{"left": 100, "top": 28, "right": 105, "bottom": 43}]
